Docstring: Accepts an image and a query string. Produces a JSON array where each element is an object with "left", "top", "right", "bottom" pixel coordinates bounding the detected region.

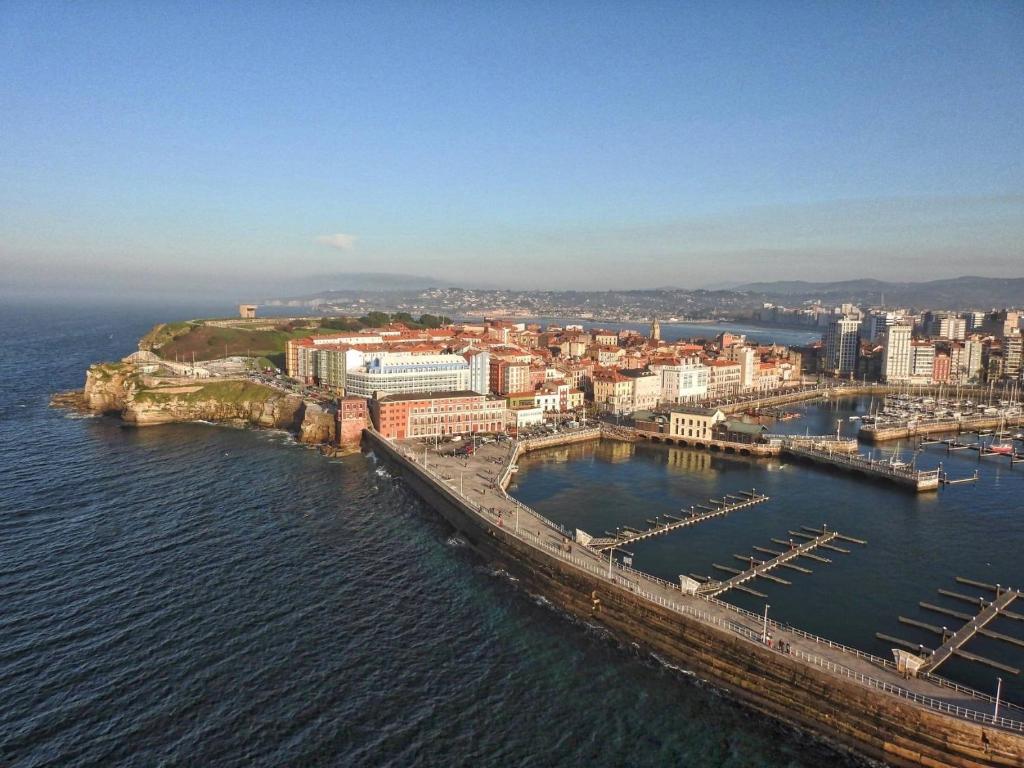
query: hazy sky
[{"left": 2, "top": 1, "right": 1022, "bottom": 298}]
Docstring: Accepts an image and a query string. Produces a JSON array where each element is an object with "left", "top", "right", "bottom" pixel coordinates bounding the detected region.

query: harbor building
[
  {"left": 592, "top": 369, "right": 634, "bottom": 414},
  {"left": 668, "top": 405, "right": 726, "bottom": 441},
  {"left": 369, "top": 390, "right": 507, "bottom": 439}
]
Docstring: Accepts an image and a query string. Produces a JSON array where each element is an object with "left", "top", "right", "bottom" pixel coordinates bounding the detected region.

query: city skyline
[{"left": 2, "top": 2, "right": 1022, "bottom": 298}]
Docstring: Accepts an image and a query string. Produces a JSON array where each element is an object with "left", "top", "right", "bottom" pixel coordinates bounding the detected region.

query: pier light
[
  {"left": 995, "top": 677, "right": 1003, "bottom": 720},
  {"left": 762, "top": 603, "right": 771, "bottom": 644}
]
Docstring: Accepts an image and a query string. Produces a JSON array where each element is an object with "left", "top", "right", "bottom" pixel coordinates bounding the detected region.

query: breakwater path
[{"left": 375, "top": 429, "right": 1023, "bottom": 737}]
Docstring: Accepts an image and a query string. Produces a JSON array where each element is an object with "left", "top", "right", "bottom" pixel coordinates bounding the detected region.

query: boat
[{"left": 987, "top": 417, "right": 1015, "bottom": 455}]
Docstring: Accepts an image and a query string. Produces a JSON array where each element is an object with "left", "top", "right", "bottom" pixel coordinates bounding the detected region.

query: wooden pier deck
[
  {"left": 698, "top": 529, "right": 852, "bottom": 597},
  {"left": 922, "top": 588, "right": 1023, "bottom": 674},
  {"left": 585, "top": 491, "right": 769, "bottom": 551}
]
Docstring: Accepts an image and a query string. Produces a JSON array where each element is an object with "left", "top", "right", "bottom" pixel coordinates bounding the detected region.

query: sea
[{"left": 1, "top": 300, "right": 1018, "bottom": 767}]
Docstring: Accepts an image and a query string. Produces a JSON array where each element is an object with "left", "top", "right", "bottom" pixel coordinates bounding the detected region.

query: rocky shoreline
[{"left": 51, "top": 358, "right": 354, "bottom": 452}]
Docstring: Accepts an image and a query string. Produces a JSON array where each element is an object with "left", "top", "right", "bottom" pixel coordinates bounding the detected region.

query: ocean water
[{"left": 0, "top": 301, "right": 909, "bottom": 767}]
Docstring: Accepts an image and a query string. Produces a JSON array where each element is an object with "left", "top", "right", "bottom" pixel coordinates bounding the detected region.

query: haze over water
[{"left": 1, "top": 302, "right": 875, "bottom": 766}]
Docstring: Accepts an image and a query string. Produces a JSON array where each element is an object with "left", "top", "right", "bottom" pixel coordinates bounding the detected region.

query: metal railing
[
  {"left": 782, "top": 442, "right": 940, "bottom": 481},
  {"left": 372, "top": 429, "right": 1024, "bottom": 733}
]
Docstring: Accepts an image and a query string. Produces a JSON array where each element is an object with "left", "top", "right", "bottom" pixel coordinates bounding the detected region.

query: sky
[{"left": 1, "top": 1, "right": 1022, "bottom": 298}]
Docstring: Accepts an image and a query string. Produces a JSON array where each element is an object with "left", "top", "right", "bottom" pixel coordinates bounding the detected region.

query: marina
[
  {"left": 857, "top": 389, "right": 1024, "bottom": 444},
  {"left": 367, "top": 416, "right": 1024, "bottom": 766}
]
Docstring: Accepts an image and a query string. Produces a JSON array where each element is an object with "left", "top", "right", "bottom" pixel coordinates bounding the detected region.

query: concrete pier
[
  {"left": 781, "top": 441, "right": 941, "bottom": 491},
  {"left": 364, "top": 426, "right": 1024, "bottom": 768}
]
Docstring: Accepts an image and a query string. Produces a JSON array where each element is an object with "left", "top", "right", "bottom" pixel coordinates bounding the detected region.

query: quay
[
  {"left": 363, "top": 426, "right": 1024, "bottom": 767},
  {"left": 781, "top": 440, "right": 941, "bottom": 491},
  {"left": 632, "top": 422, "right": 945, "bottom": 492},
  {"left": 860, "top": 414, "right": 1024, "bottom": 444}
]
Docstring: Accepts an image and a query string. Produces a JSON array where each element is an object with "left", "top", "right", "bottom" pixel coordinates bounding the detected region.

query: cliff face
[
  {"left": 297, "top": 403, "right": 337, "bottom": 444},
  {"left": 122, "top": 388, "right": 305, "bottom": 431},
  {"left": 83, "top": 363, "right": 133, "bottom": 413},
  {"left": 74, "top": 362, "right": 337, "bottom": 442}
]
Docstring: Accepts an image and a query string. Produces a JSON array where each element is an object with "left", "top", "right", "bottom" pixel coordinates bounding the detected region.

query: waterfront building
[
  {"left": 1005, "top": 333, "right": 1023, "bottom": 381},
  {"left": 823, "top": 317, "right": 860, "bottom": 376},
  {"left": 910, "top": 341, "right": 936, "bottom": 382},
  {"left": 881, "top": 324, "right": 913, "bottom": 382},
  {"left": 737, "top": 346, "right": 757, "bottom": 390},
  {"left": 337, "top": 396, "right": 368, "bottom": 448},
  {"left": 369, "top": 390, "right": 507, "bottom": 439},
  {"left": 705, "top": 359, "right": 742, "bottom": 399},
  {"left": 962, "top": 337, "right": 984, "bottom": 383},
  {"left": 667, "top": 406, "right": 726, "bottom": 441},
  {"left": 649, "top": 358, "right": 709, "bottom": 404},
  {"left": 345, "top": 352, "right": 471, "bottom": 399},
  {"left": 932, "top": 353, "right": 951, "bottom": 383},
  {"left": 592, "top": 369, "right": 634, "bottom": 414},
  {"left": 506, "top": 405, "right": 544, "bottom": 433},
  {"left": 620, "top": 369, "right": 660, "bottom": 413}
]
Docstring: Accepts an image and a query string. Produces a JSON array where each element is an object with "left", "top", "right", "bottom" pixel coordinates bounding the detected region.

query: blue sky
[{"left": 1, "top": 1, "right": 1022, "bottom": 297}]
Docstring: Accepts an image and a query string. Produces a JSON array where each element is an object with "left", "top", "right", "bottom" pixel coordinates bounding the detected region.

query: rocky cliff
[
  {"left": 297, "top": 403, "right": 336, "bottom": 444},
  {"left": 69, "top": 361, "right": 337, "bottom": 443}
]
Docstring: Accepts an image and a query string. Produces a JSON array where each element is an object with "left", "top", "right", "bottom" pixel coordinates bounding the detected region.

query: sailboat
[
  {"left": 888, "top": 443, "right": 909, "bottom": 469},
  {"left": 988, "top": 416, "right": 1015, "bottom": 455}
]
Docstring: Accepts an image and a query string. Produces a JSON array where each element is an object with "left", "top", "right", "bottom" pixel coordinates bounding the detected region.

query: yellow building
[{"left": 668, "top": 406, "right": 726, "bottom": 441}]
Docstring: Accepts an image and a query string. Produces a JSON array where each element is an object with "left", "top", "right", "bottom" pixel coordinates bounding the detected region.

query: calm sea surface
[{"left": 1, "top": 301, "right": 1016, "bottom": 767}]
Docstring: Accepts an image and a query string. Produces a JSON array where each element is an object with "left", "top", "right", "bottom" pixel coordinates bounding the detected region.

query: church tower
[{"left": 650, "top": 317, "right": 661, "bottom": 342}]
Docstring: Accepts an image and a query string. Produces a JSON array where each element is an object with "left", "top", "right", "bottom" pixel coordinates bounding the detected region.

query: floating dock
[
  {"left": 697, "top": 526, "right": 863, "bottom": 597},
  {"left": 879, "top": 580, "right": 1024, "bottom": 678},
  {"left": 585, "top": 490, "right": 769, "bottom": 551}
]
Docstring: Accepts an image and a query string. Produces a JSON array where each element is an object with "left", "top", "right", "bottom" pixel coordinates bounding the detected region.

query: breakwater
[{"left": 365, "top": 428, "right": 1024, "bottom": 767}]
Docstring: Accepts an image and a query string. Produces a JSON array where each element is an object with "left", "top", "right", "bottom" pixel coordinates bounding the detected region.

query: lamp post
[
  {"left": 995, "top": 677, "right": 1003, "bottom": 720},
  {"left": 762, "top": 603, "right": 771, "bottom": 644}
]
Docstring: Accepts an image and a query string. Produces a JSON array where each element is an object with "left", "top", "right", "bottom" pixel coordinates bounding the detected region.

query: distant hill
[{"left": 734, "top": 276, "right": 1024, "bottom": 309}]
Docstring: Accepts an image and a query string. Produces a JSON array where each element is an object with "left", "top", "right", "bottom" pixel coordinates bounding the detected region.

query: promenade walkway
[{"left": 391, "top": 434, "right": 1024, "bottom": 732}]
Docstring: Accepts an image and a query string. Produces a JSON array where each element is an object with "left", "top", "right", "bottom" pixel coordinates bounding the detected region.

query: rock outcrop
[
  {"left": 83, "top": 363, "right": 133, "bottom": 413},
  {"left": 298, "top": 403, "right": 337, "bottom": 444},
  {"left": 68, "top": 361, "right": 332, "bottom": 440},
  {"left": 56, "top": 347, "right": 353, "bottom": 446}
]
